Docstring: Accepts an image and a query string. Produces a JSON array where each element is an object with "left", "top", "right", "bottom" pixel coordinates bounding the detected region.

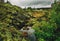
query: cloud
[{"left": 5, "top": 0, "right": 54, "bottom": 8}]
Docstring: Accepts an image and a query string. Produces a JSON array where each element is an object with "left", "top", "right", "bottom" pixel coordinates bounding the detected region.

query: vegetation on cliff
[{"left": 0, "top": 1, "right": 60, "bottom": 41}]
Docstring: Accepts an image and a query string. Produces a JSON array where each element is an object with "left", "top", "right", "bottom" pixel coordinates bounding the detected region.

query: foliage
[
  {"left": 32, "top": 1, "right": 60, "bottom": 41},
  {"left": 0, "top": 2, "right": 30, "bottom": 41},
  {"left": 0, "top": 1, "right": 60, "bottom": 41},
  {"left": 0, "top": 22, "right": 21, "bottom": 41},
  {"left": 0, "top": 3, "right": 30, "bottom": 29}
]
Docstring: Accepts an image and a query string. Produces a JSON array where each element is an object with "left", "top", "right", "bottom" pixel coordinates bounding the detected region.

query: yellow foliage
[{"left": 32, "top": 11, "right": 45, "bottom": 18}]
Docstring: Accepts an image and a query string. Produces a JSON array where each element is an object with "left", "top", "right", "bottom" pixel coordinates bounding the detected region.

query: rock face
[{"left": 0, "top": 0, "right": 4, "bottom": 2}]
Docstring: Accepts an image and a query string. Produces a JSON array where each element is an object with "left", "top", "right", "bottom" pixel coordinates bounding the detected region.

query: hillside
[
  {"left": 0, "top": 2, "right": 60, "bottom": 41},
  {"left": 0, "top": 2, "right": 31, "bottom": 41}
]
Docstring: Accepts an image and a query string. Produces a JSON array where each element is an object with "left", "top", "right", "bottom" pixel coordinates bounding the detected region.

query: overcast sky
[{"left": 5, "top": 0, "right": 55, "bottom": 8}]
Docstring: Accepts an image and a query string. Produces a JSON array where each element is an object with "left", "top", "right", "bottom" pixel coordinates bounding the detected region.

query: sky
[{"left": 5, "top": 0, "right": 55, "bottom": 8}]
